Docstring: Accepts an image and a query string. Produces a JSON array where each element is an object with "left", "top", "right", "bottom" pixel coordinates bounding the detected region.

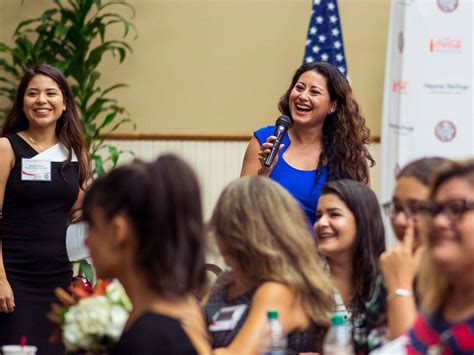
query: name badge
[
  {"left": 21, "top": 159, "right": 52, "bottom": 181},
  {"left": 209, "top": 304, "right": 248, "bottom": 332}
]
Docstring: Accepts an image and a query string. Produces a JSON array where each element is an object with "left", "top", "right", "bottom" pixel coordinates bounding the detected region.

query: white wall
[{"left": 105, "top": 139, "right": 382, "bottom": 220}]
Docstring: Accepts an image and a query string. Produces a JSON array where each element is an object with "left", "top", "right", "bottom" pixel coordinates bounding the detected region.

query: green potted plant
[
  {"left": 0, "top": 0, "right": 137, "bottom": 282},
  {"left": 0, "top": 0, "right": 137, "bottom": 177}
]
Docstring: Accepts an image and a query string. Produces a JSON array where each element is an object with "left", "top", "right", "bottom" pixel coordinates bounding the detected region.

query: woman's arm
[
  {"left": 241, "top": 137, "right": 264, "bottom": 177},
  {"left": 380, "top": 221, "right": 423, "bottom": 339},
  {"left": 0, "top": 137, "right": 16, "bottom": 313},
  {"left": 215, "top": 282, "right": 308, "bottom": 355},
  {"left": 240, "top": 136, "right": 282, "bottom": 177},
  {"left": 69, "top": 188, "right": 85, "bottom": 224}
]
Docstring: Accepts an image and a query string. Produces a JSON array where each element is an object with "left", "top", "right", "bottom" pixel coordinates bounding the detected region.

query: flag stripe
[{"left": 304, "top": 0, "right": 348, "bottom": 75}]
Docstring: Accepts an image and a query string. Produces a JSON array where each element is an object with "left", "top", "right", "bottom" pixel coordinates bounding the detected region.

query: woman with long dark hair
[
  {"left": 0, "top": 64, "right": 89, "bottom": 353},
  {"left": 241, "top": 62, "right": 374, "bottom": 226},
  {"left": 83, "top": 155, "right": 211, "bottom": 354},
  {"left": 314, "top": 179, "right": 386, "bottom": 354}
]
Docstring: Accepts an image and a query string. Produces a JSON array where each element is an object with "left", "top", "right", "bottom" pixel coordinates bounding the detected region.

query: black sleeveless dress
[
  {"left": 0, "top": 134, "right": 79, "bottom": 354},
  {"left": 111, "top": 313, "right": 198, "bottom": 355}
]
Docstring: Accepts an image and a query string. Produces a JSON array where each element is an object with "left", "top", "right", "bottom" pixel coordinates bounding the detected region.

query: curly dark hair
[
  {"left": 1, "top": 64, "right": 90, "bottom": 186},
  {"left": 82, "top": 154, "right": 207, "bottom": 297},
  {"left": 278, "top": 62, "right": 374, "bottom": 183},
  {"left": 320, "top": 180, "right": 386, "bottom": 316}
]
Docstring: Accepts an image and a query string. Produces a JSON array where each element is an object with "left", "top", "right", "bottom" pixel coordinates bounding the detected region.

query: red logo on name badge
[
  {"left": 434, "top": 120, "right": 456, "bottom": 142},
  {"left": 437, "top": 0, "right": 458, "bottom": 13}
]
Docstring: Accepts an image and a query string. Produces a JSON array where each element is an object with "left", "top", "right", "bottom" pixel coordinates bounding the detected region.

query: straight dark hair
[
  {"left": 321, "top": 179, "right": 386, "bottom": 315},
  {"left": 1, "top": 64, "right": 89, "bottom": 186},
  {"left": 82, "top": 154, "right": 207, "bottom": 297},
  {"left": 398, "top": 157, "right": 451, "bottom": 186}
]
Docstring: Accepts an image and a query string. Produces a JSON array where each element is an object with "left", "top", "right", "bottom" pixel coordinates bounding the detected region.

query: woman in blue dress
[{"left": 241, "top": 62, "right": 374, "bottom": 227}]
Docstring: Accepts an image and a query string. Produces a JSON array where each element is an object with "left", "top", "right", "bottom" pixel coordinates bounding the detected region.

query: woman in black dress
[
  {"left": 0, "top": 64, "right": 89, "bottom": 353},
  {"left": 82, "top": 155, "right": 211, "bottom": 355}
]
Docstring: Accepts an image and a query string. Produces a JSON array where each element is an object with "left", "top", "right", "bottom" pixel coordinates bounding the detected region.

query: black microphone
[{"left": 264, "top": 115, "right": 292, "bottom": 167}]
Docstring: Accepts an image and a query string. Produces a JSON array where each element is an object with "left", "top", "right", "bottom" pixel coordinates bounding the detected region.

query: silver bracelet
[{"left": 387, "top": 288, "right": 414, "bottom": 300}]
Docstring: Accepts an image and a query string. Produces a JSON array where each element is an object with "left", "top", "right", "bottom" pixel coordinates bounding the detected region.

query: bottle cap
[
  {"left": 267, "top": 310, "right": 279, "bottom": 320},
  {"left": 331, "top": 313, "right": 345, "bottom": 326}
]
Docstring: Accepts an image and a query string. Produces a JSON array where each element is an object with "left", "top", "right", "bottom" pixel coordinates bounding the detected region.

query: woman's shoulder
[
  {"left": 253, "top": 281, "right": 296, "bottom": 304},
  {"left": 253, "top": 125, "right": 275, "bottom": 144},
  {"left": 0, "top": 136, "right": 13, "bottom": 151},
  {"left": 125, "top": 312, "right": 185, "bottom": 334},
  {"left": 0, "top": 136, "right": 15, "bottom": 164},
  {"left": 113, "top": 312, "right": 197, "bottom": 354}
]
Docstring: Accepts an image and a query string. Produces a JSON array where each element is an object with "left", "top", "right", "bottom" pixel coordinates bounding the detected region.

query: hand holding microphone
[{"left": 257, "top": 115, "right": 292, "bottom": 176}]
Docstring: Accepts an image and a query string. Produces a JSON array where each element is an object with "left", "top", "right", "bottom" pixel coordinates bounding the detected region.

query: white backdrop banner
[{"left": 381, "top": 0, "right": 474, "bottom": 203}]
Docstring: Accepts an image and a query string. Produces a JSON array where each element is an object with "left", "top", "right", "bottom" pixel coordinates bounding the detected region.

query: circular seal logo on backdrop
[
  {"left": 434, "top": 120, "right": 457, "bottom": 142},
  {"left": 398, "top": 32, "right": 404, "bottom": 53},
  {"left": 436, "top": 0, "right": 458, "bottom": 13}
]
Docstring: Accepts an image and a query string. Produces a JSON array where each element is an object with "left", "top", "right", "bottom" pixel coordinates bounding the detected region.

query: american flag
[{"left": 303, "top": 0, "right": 348, "bottom": 75}]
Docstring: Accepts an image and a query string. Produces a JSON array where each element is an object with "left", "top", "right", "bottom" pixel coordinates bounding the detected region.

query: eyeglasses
[
  {"left": 382, "top": 200, "right": 430, "bottom": 218},
  {"left": 423, "top": 199, "right": 474, "bottom": 221}
]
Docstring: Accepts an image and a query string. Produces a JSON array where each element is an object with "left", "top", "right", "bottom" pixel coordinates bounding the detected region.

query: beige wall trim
[
  {"left": 100, "top": 132, "right": 381, "bottom": 143},
  {"left": 100, "top": 132, "right": 251, "bottom": 141}
]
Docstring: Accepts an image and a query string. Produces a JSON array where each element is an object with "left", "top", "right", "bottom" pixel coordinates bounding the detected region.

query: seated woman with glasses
[
  {"left": 406, "top": 159, "right": 474, "bottom": 354},
  {"left": 314, "top": 179, "right": 387, "bottom": 354},
  {"left": 380, "top": 157, "right": 450, "bottom": 339}
]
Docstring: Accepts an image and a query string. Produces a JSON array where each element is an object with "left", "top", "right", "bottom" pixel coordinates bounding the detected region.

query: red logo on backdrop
[
  {"left": 437, "top": 0, "right": 459, "bottom": 13},
  {"left": 429, "top": 38, "right": 463, "bottom": 52},
  {"left": 398, "top": 32, "right": 404, "bottom": 54},
  {"left": 434, "top": 120, "right": 456, "bottom": 142},
  {"left": 392, "top": 80, "right": 408, "bottom": 93}
]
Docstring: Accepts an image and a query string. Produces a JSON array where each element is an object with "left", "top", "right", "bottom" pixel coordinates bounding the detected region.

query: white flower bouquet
[{"left": 49, "top": 278, "right": 132, "bottom": 354}]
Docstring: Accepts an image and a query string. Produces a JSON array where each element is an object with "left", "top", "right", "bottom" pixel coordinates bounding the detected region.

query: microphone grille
[{"left": 276, "top": 115, "right": 292, "bottom": 128}]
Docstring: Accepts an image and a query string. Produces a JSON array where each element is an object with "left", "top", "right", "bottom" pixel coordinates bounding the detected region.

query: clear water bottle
[
  {"left": 323, "top": 313, "right": 353, "bottom": 355},
  {"left": 259, "top": 310, "right": 288, "bottom": 355}
]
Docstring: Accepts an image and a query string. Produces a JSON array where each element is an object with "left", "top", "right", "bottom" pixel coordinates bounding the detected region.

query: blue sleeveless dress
[{"left": 254, "top": 126, "right": 328, "bottom": 227}]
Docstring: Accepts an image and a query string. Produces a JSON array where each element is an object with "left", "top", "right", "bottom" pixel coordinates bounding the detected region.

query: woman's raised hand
[
  {"left": 380, "top": 219, "right": 425, "bottom": 293},
  {"left": 257, "top": 136, "right": 284, "bottom": 177}
]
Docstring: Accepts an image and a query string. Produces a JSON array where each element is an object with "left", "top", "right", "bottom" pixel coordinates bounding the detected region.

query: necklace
[{"left": 27, "top": 136, "right": 45, "bottom": 152}]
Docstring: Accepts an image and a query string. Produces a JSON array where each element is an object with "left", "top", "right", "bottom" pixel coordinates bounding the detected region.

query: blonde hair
[
  {"left": 418, "top": 159, "right": 474, "bottom": 313},
  {"left": 210, "top": 176, "right": 334, "bottom": 326}
]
